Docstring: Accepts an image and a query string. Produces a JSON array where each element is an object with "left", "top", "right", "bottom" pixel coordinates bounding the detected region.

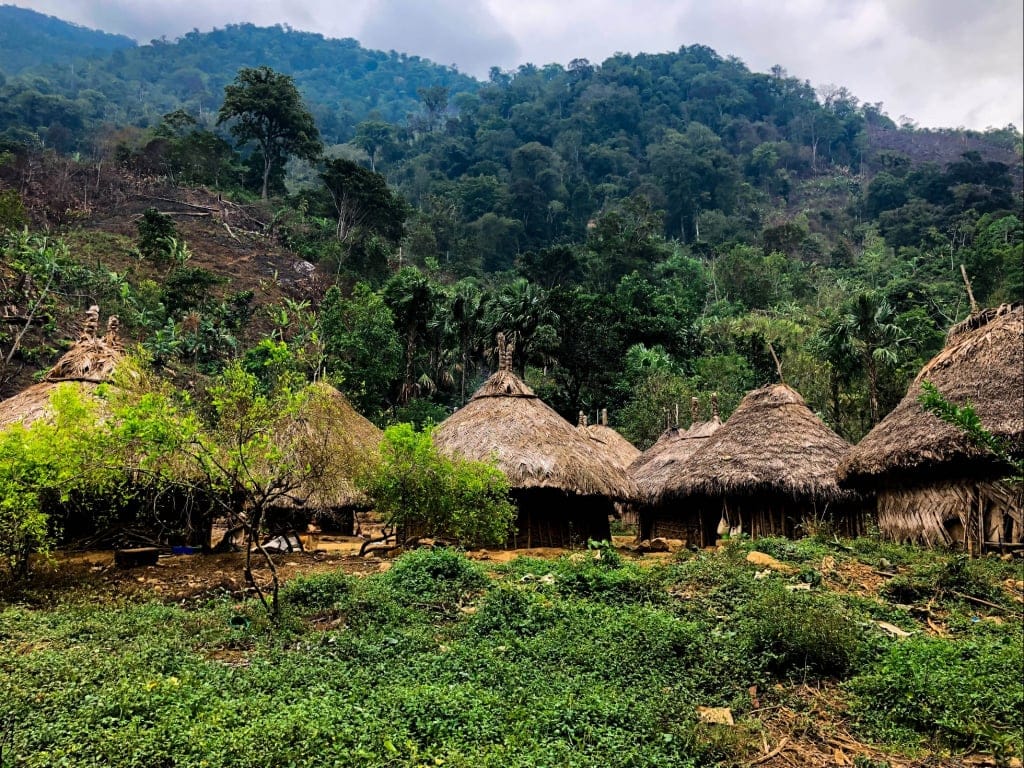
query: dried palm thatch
[
  {"left": 0, "top": 306, "right": 123, "bottom": 429},
  {"left": 838, "top": 303, "right": 1023, "bottom": 486},
  {"left": 433, "top": 335, "right": 638, "bottom": 501},
  {"left": 838, "top": 304, "right": 1022, "bottom": 550},
  {"left": 631, "top": 412, "right": 723, "bottom": 504},
  {"left": 638, "top": 385, "right": 862, "bottom": 545},
  {"left": 270, "top": 381, "right": 382, "bottom": 513},
  {"left": 659, "top": 383, "right": 853, "bottom": 503},
  {"left": 578, "top": 410, "right": 640, "bottom": 473}
]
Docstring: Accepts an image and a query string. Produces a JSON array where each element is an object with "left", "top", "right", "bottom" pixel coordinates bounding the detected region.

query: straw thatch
[
  {"left": 432, "top": 334, "right": 637, "bottom": 546},
  {"left": 838, "top": 303, "right": 1023, "bottom": 485},
  {"left": 434, "top": 340, "right": 637, "bottom": 500},
  {"left": 0, "top": 306, "right": 123, "bottom": 429},
  {"left": 637, "top": 384, "right": 864, "bottom": 545},
  {"left": 631, "top": 401, "right": 723, "bottom": 505},
  {"left": 267, "top": 381, "right": 382, "bottom": 531},
  {"left": 661, "top": 384, "right": 854, "bottom": 503},
  {"left": 837, "top": 304, "right": 1023, "bottom": 550},
  {"left": 578, "top": 411, "right": 640, "bottom": 473}
]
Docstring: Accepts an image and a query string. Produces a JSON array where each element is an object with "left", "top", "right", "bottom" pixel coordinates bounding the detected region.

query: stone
[{"left": 649, "top": 537, "right": 671, "bottom": 552}]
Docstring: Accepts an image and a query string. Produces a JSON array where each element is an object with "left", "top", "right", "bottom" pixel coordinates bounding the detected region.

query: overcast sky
[{"left": 14, "top": 0, "right": 1024, "bottom": 131}]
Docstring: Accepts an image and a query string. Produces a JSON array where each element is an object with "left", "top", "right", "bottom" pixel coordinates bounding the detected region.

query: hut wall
[
  {"left": 877, "top": 480, "right": 1022, "bottom": 550},
  {"left": 643, "top": 495, "right": 871, "bottom": 547},
  {"left": 264, "top": 505, "right": 355, "bottom": 536},
  {"left": 512, "top": 489, "right": 612, "bottom": 548}
]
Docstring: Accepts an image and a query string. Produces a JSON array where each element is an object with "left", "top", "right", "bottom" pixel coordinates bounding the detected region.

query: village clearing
[{"left": 2, "top": 536, "right": 1022, "bottom": 768}]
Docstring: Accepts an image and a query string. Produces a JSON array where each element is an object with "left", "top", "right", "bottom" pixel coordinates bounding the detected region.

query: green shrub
[
  {"left": 470, "top": 582, "right": 557, "bottom": 637},
  {"left": 848, "top": 630, "right": 1023, "bottom": 756},
  {"left": 281, "top": 571, "right": 353, "bottom": 612},
  {"left": 360, "top": 424, "right": 516, "bottom": 548},
  {"left": 383, "top": 547, "right": 489, "bottom": 609},
  {"left": 740, "top": 588, "right": 865, "bottom": 678},
  {"left": 0, "top": 188, "right": 27, "bottom": 231},
  {"left": 136, "top": 207, "right": 178, "bottom": 265}
]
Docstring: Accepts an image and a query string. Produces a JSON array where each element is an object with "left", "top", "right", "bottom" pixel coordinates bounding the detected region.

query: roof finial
[
  {"left": 690, "top": 396, "right": 699, "bottom": 425},
  {"left": 104, "top": 315, "right": 123, "bottom": 351},
  {"left": 80, "top": 305, "right": 100, "bottom": 341},
  {"left": 578, "top": 410, "right": 586, "bottom": 427},
  {"left": 496, "top": 332, "right": 506, "bottom": 371},
  {"left": 601, "top": 408, "right": 607, "bottom": 426},
  {"left": 503, "top": 335, "right": 514, "bottom": 372},
  {"left": 711, "top": 392, "right": 719, "bottom": 420}
]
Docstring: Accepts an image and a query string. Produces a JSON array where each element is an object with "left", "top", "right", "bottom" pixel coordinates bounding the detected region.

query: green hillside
[
  {"left": 0, "top": 4, "right": 135, "bottom": 75},
  {"left": 0, "top": 12, "right": 1020, "bottom": 447}
]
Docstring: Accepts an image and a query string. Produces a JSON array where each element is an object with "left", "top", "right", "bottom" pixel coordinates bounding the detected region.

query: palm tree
[
  {"left": 446, "top": 279, "right": 488, "bottom": 404},
  {"left": 383, "top": 267, "right": 442, "bottom": 403},
  {"left": 816, "top": 292, "right": 909, "bottom": 425},
  {"left": 487, "top": 279, "right": 558, "bottom": 375}
]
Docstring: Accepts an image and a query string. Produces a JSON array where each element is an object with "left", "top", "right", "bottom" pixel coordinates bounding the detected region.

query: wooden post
[
  {"left": 960, "top": 264, "right": 979, "bottom": 315},
  {"left": 768, "top": 342, "right": 784, "bottom": 383}
]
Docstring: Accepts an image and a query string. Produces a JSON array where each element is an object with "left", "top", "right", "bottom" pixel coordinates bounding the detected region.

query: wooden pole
[{"left": 959, "top": 264, "right": 979, "bottom": 315}]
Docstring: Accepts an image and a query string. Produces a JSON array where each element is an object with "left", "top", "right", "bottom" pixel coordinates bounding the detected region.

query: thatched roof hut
[
  {"left": 0, "top": 306, "right": 123, "bottom": 429},
  {"left": 433, "top": 334, "right": 637, "bottom": 547},
  {"left": 266, "top": 381, "right": 382, "bottom": 533},
  {"left": 646, "top": 384, "right": 862, "bottom": 545},
  {"left": 578, "top": 410, "right": 640, "bottom": 473},
  {"left": 631, "top": 396, "right": 722, "bottom": 504},
  {"left": 0, "top": 307, "right": 213, "bottom": 547},
  {"left": 838, "top": 304, "right": 1022, "bottom": 550}
]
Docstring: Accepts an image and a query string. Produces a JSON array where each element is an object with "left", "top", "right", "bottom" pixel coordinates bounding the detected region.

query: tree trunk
[
  {"left": 261, "top": 155, "right": 271, "bottom": 200},
  {"left": 866, "top": 355, "right": 880, "bottom": 425}
]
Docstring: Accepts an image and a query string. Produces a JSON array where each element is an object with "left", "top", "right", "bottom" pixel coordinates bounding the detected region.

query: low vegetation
[{"left": 2, "top": 540, "right": 1020, "bottom": 767}]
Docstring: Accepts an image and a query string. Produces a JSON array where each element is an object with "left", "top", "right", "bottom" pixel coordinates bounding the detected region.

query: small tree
[
  {"left": 359, "top": 423, "right": 516, "bottom": 549},
  {"left": 0, "top": 385, "right": 113, "bottom": 584},
  {"left": 320, "top": 158, "right": 407, "bottom": 262},
  {"left": 217, "top": 66, "right": 321, "bottom": 200},
  {"left": 105, "top": 354, "right": 338, "bottom": 619}
]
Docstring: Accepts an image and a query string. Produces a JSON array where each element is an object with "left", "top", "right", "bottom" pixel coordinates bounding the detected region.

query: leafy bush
[
  {"left": 848, "top": 630, "right": 1023, "bottom": 756},
  {"left": 382, "top": 547, "right": 489, "bottom": 609},
  {"left": 281, "top": 571, "right": 353, "bottom": 612},
  {"left": 740, "top": 587, "right": 865, "bottom": 678},
  {"left": 359, "top": 424, "right": 516, "bottom": 548},
  {"left": 880, "top": 554, "right": 1013, "bottom": 606},
  {"left": 136, "top": 207, "right": 178, "bottom": 265}
]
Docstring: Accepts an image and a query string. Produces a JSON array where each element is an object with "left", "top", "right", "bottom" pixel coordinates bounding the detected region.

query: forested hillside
[
  {"left": 0, "top": 10, "right": 1021, "bottom": 449},
  {"left": 0, "top": 5, "right": 135, "bottom": 75}
]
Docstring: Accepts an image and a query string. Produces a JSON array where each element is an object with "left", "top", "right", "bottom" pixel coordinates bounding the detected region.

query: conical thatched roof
[
  {"left": 657, "top": 383, "right": 853, "bottom": 503},
  {"left": 273, "top": 381, "right": 383, "bottom": 510},
  {"left": 577, "top": 411, "right": 640, "bottom": 473},
  {"left": 432, "top": 334, "right": 638, "bottom": 500},
  {"left": 631, "top": 415, "right": 723, "bottom": 503},
  {"left": 0, "top": 306, "right": 123, "bottom": 429},
  {"left": 838, "top": 303, "right": 1023, "bottom": 487}
]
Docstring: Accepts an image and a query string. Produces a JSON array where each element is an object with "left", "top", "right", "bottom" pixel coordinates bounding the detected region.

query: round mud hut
[
  {"left": 264, "top": 381, "right": 383, "bottom": 536},
  {"left": 631, "top": 396, "right": 723, "bottom": 541},
  {"left": 433, "top": 334, "right": 638, "bottom": 548},
  {"left": 651, "top": 383, "right": 864, "bottom": 547},
  {"left": 837, "top": 304, "right": 1022, "bottom": 552}
]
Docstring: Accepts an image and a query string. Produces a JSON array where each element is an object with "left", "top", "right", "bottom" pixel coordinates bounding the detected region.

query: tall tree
[
  {"left": 217, "top": 66, "right": 321, "bottom": 199},
  {"left": 320, "top": 158, "right": 407, "bottom": 261}
]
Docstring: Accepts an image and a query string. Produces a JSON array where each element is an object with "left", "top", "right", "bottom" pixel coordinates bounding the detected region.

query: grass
[{"left": 1, "top": 541, "right": 1021, "bottom": 767}]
